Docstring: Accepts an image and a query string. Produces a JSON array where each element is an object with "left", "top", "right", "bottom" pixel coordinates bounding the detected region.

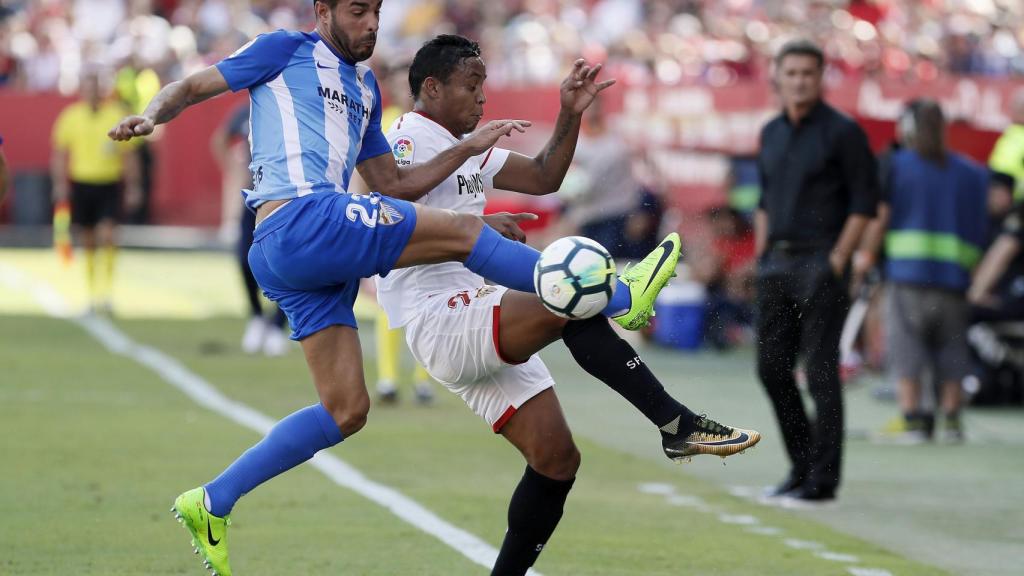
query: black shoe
[
  {"left": 779, "top": 485, "right": 836, "bottom": 509},
  {"left": 761, "top": 473, "right": 805, "bottom": 500}
]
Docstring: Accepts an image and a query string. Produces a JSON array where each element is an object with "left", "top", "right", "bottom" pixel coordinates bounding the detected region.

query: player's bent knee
[
  {"left": 323, "top": 394, "right": 371, "bottom": 436},
  {"left": 528, "top": 441, "right": 580, "bottom": 481}
]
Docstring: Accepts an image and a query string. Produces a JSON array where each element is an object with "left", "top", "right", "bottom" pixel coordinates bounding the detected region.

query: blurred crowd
[{"left": 2, "top": 0, "right": 1024, "bottom": 95}]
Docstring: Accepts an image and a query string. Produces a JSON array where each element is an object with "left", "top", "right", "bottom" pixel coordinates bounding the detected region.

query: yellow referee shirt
[{"left": 52, "top": 100, "right": 136, "bottom": 185}]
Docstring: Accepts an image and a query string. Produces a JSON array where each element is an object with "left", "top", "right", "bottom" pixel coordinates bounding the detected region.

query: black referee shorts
[{"left": 71, "top": 181, "right": 121, "bottom": 227}]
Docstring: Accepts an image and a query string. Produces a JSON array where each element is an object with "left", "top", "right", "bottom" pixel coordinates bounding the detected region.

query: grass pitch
[{"left": 2, "top": 248, "right": 1017, "bottom": 575}]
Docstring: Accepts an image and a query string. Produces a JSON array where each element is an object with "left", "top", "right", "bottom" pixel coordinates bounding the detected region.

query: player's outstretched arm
[
  {"left": 492, "top": 59, "right": 615, "bottom": 196},
  {"left": 109, "top": 66, "right": 230, "bottom": 141},
  {"left": 357, "top": 119, "right": 530, "bottom": 201}
]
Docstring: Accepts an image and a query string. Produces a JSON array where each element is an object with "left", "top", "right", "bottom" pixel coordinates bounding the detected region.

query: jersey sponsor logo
[
  {"left": 317, "top": 86, "right": 369, "bottom": 119},
  {"left": 392, "top": 137, "right": 414, "bottom": 166},
  {"left": 457, "top": 172, "right": 484, "bottom": 197}
]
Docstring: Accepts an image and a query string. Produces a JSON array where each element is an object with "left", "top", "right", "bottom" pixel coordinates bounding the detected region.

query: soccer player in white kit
[{"left": 376, "top": 35, "right": 761, "bottom": 575}]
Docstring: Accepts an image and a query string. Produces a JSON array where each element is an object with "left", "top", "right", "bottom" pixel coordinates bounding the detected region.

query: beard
[{"left": 328, "top": 18, "right": 376, "bottom": 62}]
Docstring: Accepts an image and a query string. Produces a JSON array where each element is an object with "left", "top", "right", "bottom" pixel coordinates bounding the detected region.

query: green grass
[
  {"left": 2, "top": 315, "right": 947, "bottom": 576},
  {"left": 3, "top": 247, "right": 1018, "bottom": 575}
]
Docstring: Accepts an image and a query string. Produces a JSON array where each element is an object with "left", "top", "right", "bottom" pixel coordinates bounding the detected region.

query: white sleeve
[
  {"left": 385, "top": 119, "right": 442, "bottom": 167},
  {"left": 478, "top": 147, "right": 511, "bottom": 187}
]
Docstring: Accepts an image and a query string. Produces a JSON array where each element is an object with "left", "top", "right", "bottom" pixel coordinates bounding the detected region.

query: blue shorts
[{"left": 248, "top": 192, "right": 418, "bottom": 340}]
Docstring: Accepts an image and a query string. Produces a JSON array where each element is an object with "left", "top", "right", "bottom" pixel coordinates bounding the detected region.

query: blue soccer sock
[
  {"left": 464, "top": 225, "right": 540, "bottom": 293},
  {"left": 603, "top": 281, "right": 631, "bottom": 317},
  {"left": 464, "top": 225, "right": 632, "bottom": 316},
  {"left": 204, "top": 403, "right": 343, "bottom": 517}
]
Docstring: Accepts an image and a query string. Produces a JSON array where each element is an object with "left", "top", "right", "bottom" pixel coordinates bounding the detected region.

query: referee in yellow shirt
[{"left": 51, "top": 71, "right": 141, "bottom": 313}]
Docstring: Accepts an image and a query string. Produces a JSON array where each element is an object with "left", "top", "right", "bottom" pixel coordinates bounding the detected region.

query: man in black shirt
[{"left": 755, "top": 40, "right": 879, "bottom": 505}]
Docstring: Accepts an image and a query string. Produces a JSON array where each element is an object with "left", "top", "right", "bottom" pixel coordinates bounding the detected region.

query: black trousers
[{"left": 755, "top": 251, "right": 849, "bottom": 493}]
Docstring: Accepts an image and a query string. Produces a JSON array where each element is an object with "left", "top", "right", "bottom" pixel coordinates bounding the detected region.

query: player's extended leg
[
  {"left": 174, "top": 326, "right": 361, "bottom": 576},
  {"left": 497, "top": 290, "right": 760, "bottom": 460},
  {"left": 491, "top": 389, "right": 579, "bottom": 576},
  {"left": 392, "top": 204, "right": 678, "bottom": 330}
]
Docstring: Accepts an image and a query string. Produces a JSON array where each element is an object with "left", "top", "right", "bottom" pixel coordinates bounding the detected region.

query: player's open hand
[
  {"left": 560, "top": 59, "right": 616, "bottom": 115},
  {"left": 482, "top": 212, "right": 538, "bottom": 242},
  {"left": 463, "top": 120, "right": 531, "bottom": 155},
  {"left": 109, "top": 115, "right": 155, "bottom": 141}
]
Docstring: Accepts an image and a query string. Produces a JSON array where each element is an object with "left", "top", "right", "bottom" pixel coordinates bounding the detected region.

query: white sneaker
[
  {"left": 414, "top": 382, "right": 434, "bottom": 405},
  {"left": 241, "top": 317, "right": 267, "bottom": 354},
  {"left": 262, "top": 326, "right": 290, "bottom": 357},
  {"left": 377, "top": 381, "right": 398, "bottom": 404}
]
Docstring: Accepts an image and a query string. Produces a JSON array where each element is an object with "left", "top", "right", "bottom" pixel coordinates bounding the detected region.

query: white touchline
[
  {"left": 0, "top": 263, "right": 537, "bottom": 576},
  {"left": 816, "top": 551, "right": 860, "bottom": 563},
  {"left": 717, "top": 514, "right": 760, "bottom": 525},
  {"left": 636, "top": 482, "right": 899, "bottom": 575},
  {"left": 848, "top": 569, "right": 894, "bottom": 576},
  {"left": 784, "top": 539, "right": 826, "bottom": 551}
]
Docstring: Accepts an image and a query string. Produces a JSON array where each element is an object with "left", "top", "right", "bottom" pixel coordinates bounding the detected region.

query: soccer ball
[{"left": 534, "top": 236, "right": 616, "bottom": 319}]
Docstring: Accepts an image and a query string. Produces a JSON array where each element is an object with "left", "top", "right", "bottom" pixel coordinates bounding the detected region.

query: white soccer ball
[{"left": 534, "top": 236, "right": 616, "bottom": 319}]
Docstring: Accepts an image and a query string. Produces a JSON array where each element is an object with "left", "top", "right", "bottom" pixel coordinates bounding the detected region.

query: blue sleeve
[
  {"left": 357, "top": 74, "right": 391, "bottom": 164},
  {"left": 215, "top": 30, "right": 302, "bottom": 92}
]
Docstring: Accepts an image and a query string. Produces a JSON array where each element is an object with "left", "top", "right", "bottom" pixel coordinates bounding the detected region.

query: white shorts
[{"left": 403, "top": 285, "right": 554, "bottom": 432}]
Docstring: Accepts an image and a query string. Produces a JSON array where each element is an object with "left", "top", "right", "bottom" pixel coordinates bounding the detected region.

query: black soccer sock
[
  {"left": 491, "top": 466, "right": 575, "bottom": 576},
  {"left": 562, "top": 316, "right": 697, "bottom": 436}
]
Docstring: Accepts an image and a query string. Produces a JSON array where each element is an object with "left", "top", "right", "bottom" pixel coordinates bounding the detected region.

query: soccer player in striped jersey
[{"left": 109, "top": 2, "right": 685, "bottom": 574}]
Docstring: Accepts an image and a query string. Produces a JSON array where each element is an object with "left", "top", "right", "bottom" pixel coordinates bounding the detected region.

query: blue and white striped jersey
[{"left": 216, "top": 30, "right": 391, "bottom": 210}]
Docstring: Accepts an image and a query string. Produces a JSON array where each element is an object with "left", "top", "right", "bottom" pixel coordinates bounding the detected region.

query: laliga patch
[
  {"left": 377, "top": 201, "right": 406, "bottom": 225},
  {"left": 391, "top": 137, "right": 414, "bottom": 166}
]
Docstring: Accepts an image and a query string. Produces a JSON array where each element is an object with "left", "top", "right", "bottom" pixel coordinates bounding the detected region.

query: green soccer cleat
[
  {"left": 613, "top": 232, "right": 682, "bottom": 330},
  {"left": 172, "top": 487, "right": 232, "bottom": 576},
  {"left": 662, "top": 415, "right": 761, "bottom": 460}
]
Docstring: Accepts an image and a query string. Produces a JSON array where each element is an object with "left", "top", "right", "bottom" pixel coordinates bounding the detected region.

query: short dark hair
[
  {"left": 907, "top": 99, "right": 947, "bottom": 164},
  {"left": 775, "top": 39, "right": 824, "bottom": 69},
  {"left": 408, "top": 34, "right": 482, "bottom": 98}
]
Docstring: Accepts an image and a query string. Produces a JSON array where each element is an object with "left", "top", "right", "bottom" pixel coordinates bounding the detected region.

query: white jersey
[{"left": 376, "top": 112, "right": 511, "bottom": 328}]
